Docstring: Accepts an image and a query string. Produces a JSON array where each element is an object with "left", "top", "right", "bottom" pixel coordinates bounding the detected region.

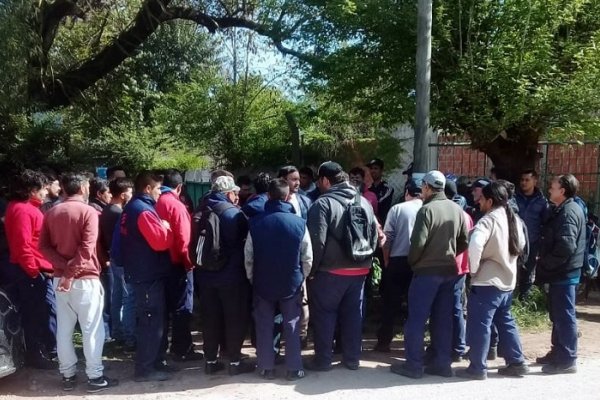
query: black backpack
[
  {"left": 324, "top": 192, "right": 377, "bottom": 262},
  {"left": 189, "top": 202, "right": 235, "bottom": 271}
]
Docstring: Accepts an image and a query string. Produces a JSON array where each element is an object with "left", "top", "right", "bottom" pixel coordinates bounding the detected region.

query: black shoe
[
  {"left": 228, "top": 361, "right": 256, "bottom": 376},
  {"left": 123, "top": 344, "right": 136, "bottom": 354},
  {"left": 487, "top": 346, "right": 497, "bottom": 361},
  {"left": 373, "top": 343, "right": 391, "bottom": 353},
  {"left": 424, "top": 365, "right": 454, "bottom": 378},
  {"left": 275, "top": 353, "right": 285, "bottom": 365},
  {"left": 62, "top": 375, "right": 77, "bottom": 392},
  {"left": 171, "top": 350, "right": 204, "bottom": 362},
  {"left": 452, "top": 352, "right": 464, "bottom": 363},
  {"left": 343, "top": 361, "right": 360, "bottom": 370},
  {"left": 456, "top": 368, "right": 487, "bottom": 380},
  {"left": 542, "top": 363, "right": 577, "bottom": 375},
  {"left": 286, "top": 369, "right": 306, "bottom": 381},
  {"left": 390, "top": 363, "right": 423, "bottom": 379},
  {"left": 304, "top": 360, "right": 332, "bottom": 372},
  {"left": 205, "top": 361, "right": 225, "bottom": 375},
  {"left": 155, "top": 360, "right": 181, "bottom": 373},
  {"left": 87, "top": 376, "right": 119, "bottom": 393},
  {"left": 536, "top": 352, "right": 555, "bottom": 365},
  {"left": 498, "top": 362, "right": 529, "bottom": 377},
  {"left": 133, "top": 370, "right": 172, "bottom": 382},
  {"left": 259, "top": 369, "right": 276, "bottom": 380}
]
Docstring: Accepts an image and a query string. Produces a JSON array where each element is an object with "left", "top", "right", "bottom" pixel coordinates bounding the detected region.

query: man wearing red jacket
[
  {"left": 3, "top": 169, "right": 57, "bottom": 369},
  {"left": 156, "top": 170, "right": 202, "bottom": 361}
]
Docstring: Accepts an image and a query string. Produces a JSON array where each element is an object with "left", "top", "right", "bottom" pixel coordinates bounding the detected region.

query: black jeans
[
  {"left": 199, "top": 281, "right": 250, "bottom": 362},
  {"left": 376, "top": 257, "right": 412, "bottom": 346},
  {"left": 133, "top": 279, "right": 166, "bottom": 376}
]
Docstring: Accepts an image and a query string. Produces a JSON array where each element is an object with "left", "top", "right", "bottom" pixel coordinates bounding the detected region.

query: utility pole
[{"left": 413, "top": 0, "right": 433, "bottom": 173}]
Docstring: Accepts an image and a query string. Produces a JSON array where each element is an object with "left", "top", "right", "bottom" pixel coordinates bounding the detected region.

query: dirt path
[{"left": 1, "top": 299, "right": 599, "bottom": 400}]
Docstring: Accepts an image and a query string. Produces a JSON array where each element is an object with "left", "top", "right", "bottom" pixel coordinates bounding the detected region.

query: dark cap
[
  {"left": 402, "top": 162, "right": 414, "bottom": 175},
  {"left": 444, "top": 180, "right": 458, "bottom": 198},
  {"left": 366, "top": 158, "right": 384, "bottom": 169},
  {"left": 318, "top": 161, "right": 343, "bottom": 179},
  {"left": 472, "top": 178, "right": 491, "bottom": 189},
  {"left": 406, "top": 177, "right": 422, "bottom": 196}
]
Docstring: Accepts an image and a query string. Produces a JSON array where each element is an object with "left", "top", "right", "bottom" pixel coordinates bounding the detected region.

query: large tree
[{"left": 298, "top": 0, "right": 600, "bottom": 180}]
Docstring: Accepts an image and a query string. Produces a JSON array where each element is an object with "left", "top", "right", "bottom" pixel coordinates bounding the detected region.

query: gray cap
[
  {"left": 423, "top": 170, "right": 446, "bottom": 190},
  {"left": 212, "top": 176, "right": 240, "bottom": 193}
]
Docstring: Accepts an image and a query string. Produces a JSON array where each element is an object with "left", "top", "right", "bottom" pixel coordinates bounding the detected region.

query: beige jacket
[{"left": 468, "top": 207, "right": 525, "bottom": 291}]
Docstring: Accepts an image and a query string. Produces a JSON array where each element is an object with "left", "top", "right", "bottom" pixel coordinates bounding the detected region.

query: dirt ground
[{"left": 1, "top": 295, "right": 599, "bottom": 399}]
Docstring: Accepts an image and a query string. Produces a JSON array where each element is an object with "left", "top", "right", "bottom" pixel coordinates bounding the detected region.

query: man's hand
[
  {"left": 56, "top": 277, "right": 73, "bottom": 292},
  {"left": 161, "top": 220, "right": 171, "bottom": 230}
]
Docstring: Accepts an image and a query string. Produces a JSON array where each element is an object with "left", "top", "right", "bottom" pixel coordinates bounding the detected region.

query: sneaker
[
  {"left": 498, "top": 362, "right": 529, "bottom": 377},
  {"left": 133, "top": 370, "right": 171, "bottom": 382},
  {"left": 536, "top": 352, "right": 555, "bottom": 365},
  {"left": 228, "top": 361, "right": 256, "bottom": 376},
  {"left": 373, "top": 343, "right": 391, "bottom": 353},
  {"left": 286, "top": 369, "right": 306, "bottom": 381},
  {"left": 452, "top": 352, "right": 464, "bottom": 363},
  {"left": 343, "top": 361, "right": 360, "bottom": 371},
  {"left": 87, "top": 376, "right": 119, "bottom": 393},
  {"left": 155, "top": 360, "right": 181, "bottom": 373},
  {"left": 424, "top": 365, "right": 454, "bottom": 378},
  {"left": 487, "top": 346, "right": 497, "bottom": 361},
  {"left": 171, "top": 350, "right": 204, "bottom": 362},
  {"left": 123, "top": 344, "right": 136, "bottom": 354},
  {"left": 541, "top": 363, "right": 577, "bottom": 375},
  {"left": 205, "top": 361, "right": 225, "bottom": 375},
  {"left": 62, "top": 375, "right": 77, "bottom": 392},
  {"left": 390, "top": 363, "right": 423, "bottom": 379},
  {"left": 304, "top": 359, "right": 333, "bottom": 372},
  {"left": 259, "top": 369, "right": 276, "bottom": 380},
  {"left": 456, "top": 368, "right": 487, "bottom": 381}
]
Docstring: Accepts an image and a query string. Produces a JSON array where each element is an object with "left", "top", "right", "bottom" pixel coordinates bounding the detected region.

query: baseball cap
[
  {"left": 406, "top": 177, "right": 422, "bottom": 196},
  {"left": 318, "top": 161, "right": 343, "bottom": 178},
  {"left": 472, "top": 178, "right": 491, "bottom": 189},
  {"left": 212, "top": 176, "right": 240, "bottom": 193},
  {"left": 423, "top": 170, "right": 446, "bottom": 190},
  {"left": 366, "top": 158, "right": 384, "bottom": 169}
]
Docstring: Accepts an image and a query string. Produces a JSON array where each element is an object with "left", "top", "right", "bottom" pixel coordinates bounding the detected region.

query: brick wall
[{"left": 436, "top": 142, "right": 600, "bottom": 205}]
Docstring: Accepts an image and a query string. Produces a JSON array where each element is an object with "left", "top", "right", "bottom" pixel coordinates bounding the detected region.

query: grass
[{"left": 512, "top": 286, "right": 550, "bottom": 331}]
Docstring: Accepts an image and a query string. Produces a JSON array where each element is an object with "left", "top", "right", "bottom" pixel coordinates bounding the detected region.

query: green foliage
[
  {"left": 297, "top": 0, "right": 600, "bottom": 149},
  {"left": 512, "top": 286, "right": 550, "bottom": 331}
]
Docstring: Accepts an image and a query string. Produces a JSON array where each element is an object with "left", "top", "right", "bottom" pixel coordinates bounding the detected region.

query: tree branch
[{"left": 30, "top": 1, "right": 315, "bottom": 108}]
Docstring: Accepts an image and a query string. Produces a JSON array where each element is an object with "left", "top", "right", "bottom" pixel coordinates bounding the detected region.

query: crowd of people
[{"left": 0, "top": 159, "right": 586, "bottom": 393}]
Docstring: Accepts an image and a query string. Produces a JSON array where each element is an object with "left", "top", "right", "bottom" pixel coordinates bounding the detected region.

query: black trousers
[
  {"left": 199, "top": 281, "right": 250, "bottom": 362},
  {"left": 376, "top": 256, "right": 413, "bottom": 346},
  {"left": 162, "top": 267, "right": 194, "bottom": 356}
]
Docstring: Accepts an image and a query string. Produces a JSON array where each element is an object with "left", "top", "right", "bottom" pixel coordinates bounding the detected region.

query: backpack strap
[{"left": 210, "top": 202, "right": 236, "bottom": 216}]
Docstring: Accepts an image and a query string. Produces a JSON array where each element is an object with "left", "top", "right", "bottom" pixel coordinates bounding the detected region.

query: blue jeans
[
  {"left": 452, "top": 274, "right": 467, "bottom": 356},
  {"left": 466, "top": 286, "right": 524, "bottom": 374},
  {"left": 133, "top": 279, "right": 167, "bottom": 376},
  {"left": 100, "top": 267, "right": 113, "bottom": 339},
  {"left": 549, "top": 284, "right": 578, "bottom": 365},
  {"left": 404, "top": 274, "right": 455, "bottom": 371},
  {"left": 110, "top": 264, "right": 136, "bottom": 346},
  {"left": 308, "top": 272, "right": 365, "bottom": 368}
]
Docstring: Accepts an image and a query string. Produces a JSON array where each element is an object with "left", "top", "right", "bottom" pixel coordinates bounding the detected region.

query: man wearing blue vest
[
  {"left": 245, "top": 178, "right": 313, "bottom": 381},
  {"left": 120, "top": 172, "right": 173, "bottom": 382}
]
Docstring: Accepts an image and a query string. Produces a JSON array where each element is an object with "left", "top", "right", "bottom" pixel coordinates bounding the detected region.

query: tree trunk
[{"left": 480, "top": 131, "right": 541, "bottom": 184}]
